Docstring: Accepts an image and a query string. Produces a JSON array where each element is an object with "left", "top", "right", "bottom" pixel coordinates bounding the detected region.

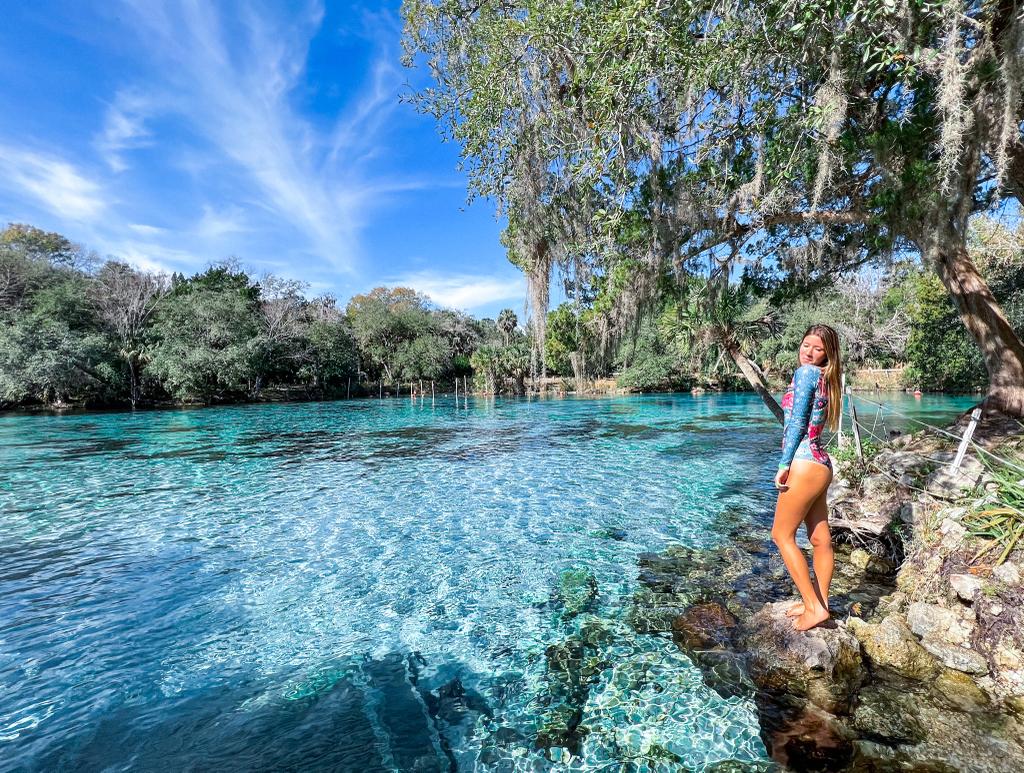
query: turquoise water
[{"left": 0, "top": 392, "right": 978, "bottom": 771}]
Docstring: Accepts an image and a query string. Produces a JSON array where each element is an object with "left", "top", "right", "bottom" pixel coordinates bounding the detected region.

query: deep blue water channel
[{"left": 0, "top": 392, "right": 977, "bottom": 771}]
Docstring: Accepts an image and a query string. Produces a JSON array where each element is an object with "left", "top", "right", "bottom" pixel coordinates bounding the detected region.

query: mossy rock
[
  {"left": 557, "top": 567, "right": 599, "bottom": 617},
  {"left": 852, "top": 686, "right": 926, "bottom": 744},
  {"left": 534, "top": 703, "right": 587, "bottom": 752}
]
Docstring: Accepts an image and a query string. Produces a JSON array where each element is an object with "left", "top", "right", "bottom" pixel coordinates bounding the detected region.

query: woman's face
[{"left": 799, "top": 334, "right": 827, "bottom": 366}]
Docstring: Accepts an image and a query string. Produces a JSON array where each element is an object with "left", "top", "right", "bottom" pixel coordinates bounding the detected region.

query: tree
[
  {"left": 544, "top": 303, "right": 578, "bottom": 377},
  {"left": 403, "top": 0, "right": 1024, "bottom": 415},
  {"left": 0, "top": 225, "right": 115, "bottom": 406},
  {"left": 92, "top": 261, "right": 167, "bottom": 406},
  {"left": 660, "top": 275, "right": 783, "bottom": 412},
  {"left": 251, "top": 274, "right": 307, "bottom": 396},
  {"left": 346, "top": 287, "right": 433, "bottom": 381},
  {"left": 147, "top": 268, "right": 259, "bottom": 401},
  {"left": 497, "top": 308, "right": 518, "bottom": 345},
  {"left": 296, "top": 295, "right": 359, "bottom": 392}
]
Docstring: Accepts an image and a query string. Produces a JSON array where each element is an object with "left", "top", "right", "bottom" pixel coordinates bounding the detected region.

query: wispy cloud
[
  {"left": 95, "top": 90, "right": 153, "bottom": 172},
  {"left": 111, "top": 0, "right": 410, "bottom": 273},
  {"left": 0, "top": 144, "right": 107, "bottom": 221},
  {"left": 394, "top": 271, "right": 526, "bottom": 312}
]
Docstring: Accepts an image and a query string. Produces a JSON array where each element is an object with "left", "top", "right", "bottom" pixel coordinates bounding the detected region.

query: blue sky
[{"left": 0, "top": 0, "right": 528, "bottom": 319}]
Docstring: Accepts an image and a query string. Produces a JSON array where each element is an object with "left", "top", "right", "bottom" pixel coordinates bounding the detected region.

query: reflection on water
[{"left": 0, "top": 391, "right": 976, "bottom": 770}]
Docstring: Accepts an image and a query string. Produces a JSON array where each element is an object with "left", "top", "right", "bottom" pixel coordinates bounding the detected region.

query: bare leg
[
  {"left": 785, "top": 488, "right": 833, "bottom": 617},
  {"left": 771, "top": 460, "right": 833, "bottom": 631}
]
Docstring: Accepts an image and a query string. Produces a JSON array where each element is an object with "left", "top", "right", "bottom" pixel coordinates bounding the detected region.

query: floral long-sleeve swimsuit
[{"left": 779, "top": 363, "right": 832, "bottom": 472}]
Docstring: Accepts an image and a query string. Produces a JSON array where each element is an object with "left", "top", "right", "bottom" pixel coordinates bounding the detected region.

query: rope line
[{"left": 844, "top": 393, "right": 1024, "bottom": 475}]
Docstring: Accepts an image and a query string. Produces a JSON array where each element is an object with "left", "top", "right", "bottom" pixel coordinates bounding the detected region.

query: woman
[{"left": 771, "top": 324, "right": 843, "bottom": 631}]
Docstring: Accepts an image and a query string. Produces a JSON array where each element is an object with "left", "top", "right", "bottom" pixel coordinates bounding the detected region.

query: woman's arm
[{"left": 779, "top": 364, "right": 820, "bottom": 470}]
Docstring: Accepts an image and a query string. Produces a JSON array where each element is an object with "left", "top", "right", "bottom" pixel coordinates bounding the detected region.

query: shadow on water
[
  {"left": 54, "top": 438, "right": 140, "bottom": 461},
  {"left": 29, "top": 652, "right": 492, "bottom": 773}
]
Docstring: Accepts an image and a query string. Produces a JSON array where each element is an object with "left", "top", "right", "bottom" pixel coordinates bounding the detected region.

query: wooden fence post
[
  {"left": 951, "top": 407, "right": 983, "bottom": 472},
  {"left": 838, "top": 373, "right": 845, "bottom": 448},
  {"left": 847, "top": 386, "right": 863, "bottom": 460}
]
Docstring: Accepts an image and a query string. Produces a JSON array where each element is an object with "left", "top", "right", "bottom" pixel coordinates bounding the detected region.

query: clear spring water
[{"left": 0, "top": 391, "right": 978, "bottom": 771}]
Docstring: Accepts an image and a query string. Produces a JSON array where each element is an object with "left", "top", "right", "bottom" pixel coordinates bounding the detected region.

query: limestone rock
[
  {"left": 862, "top": 473, "right": 894, "bottom": 500},
  {"left": 852, "top": 686, "right": 926, "bottom": 744},
  {"left": 847, "top": 615, "right": 940, "bottom": 681},
  {"left": 950, "top": 573, "right": 984, "bottom": 601},
  {"left": 924, "top": 455, "right": 985, "bottom": 499},
  {"left": 920, "top": 640, "right": 989, "bottom": 675},
  {"left": 886, "top": 450, "right": 933, "bottom": 477},
  {"left": 933, "top": 668, "right": 990, "bottom": 711},
  {"left": 849, "top": 548, "right": 896, "bottom": 575},
  {"left": 938, "top": 517, "right": 967, "bottom": 543},
  {"left": 993, "top": 561, "right": 1021, "bottom": 586},
  {"left": 907, "top": 601, "right": 975, "bottom": 646},
  {"left": 991, "top": 639, "right": 1024, "bottom": 698},
  {"left": 556, "top": 567, "right": 599, "bottom": 618},
  {"left": 742, "top": 601, "right": 865, "bottom": 713}
]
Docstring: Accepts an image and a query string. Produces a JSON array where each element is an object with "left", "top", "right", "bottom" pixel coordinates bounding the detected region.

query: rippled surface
[{"left": 0, "top": 391, "right": 977, "bottom": 771}]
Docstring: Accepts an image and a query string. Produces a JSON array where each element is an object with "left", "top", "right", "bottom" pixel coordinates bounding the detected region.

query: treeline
[
  {"left": 0, "top": 224, "right": 532, "bottom": 409},
  {"left": 542, "top": 217, "right": 1024, "bottom": 394}
]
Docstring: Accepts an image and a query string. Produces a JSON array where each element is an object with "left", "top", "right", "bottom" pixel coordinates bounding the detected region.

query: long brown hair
[{"left": 802, "top": 324, "right": 842, "bottom": 432}]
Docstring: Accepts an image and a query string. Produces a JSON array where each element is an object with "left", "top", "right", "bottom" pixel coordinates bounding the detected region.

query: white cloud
[
  {"left": 0, "top": 145, "right": 107, "bottom": 221},
  {"left": 95, "top": 90, "right": 153, "bottom": 172},
  {"left": 394, "top": 271, "right": 526, "bottom": 311},
  {"left": 128, "top": 223, "right": 166, "bottom": 236},
  {"left": 195, "top": 205, "right": 247, "bottom": 240},
  {"left": 110, "top": 0, "right": 415, "bottom": 274}
]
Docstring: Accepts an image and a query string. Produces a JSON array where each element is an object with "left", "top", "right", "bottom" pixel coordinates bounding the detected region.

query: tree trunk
[
  {"left": 723, "top": 338, "right": 785, "bottom": 424},
  {"left": 127, "top": 353, "right": 140, "bottom": 408},
  {"left": 931, "top": 241, "right": 1024, "bottom": 417}
]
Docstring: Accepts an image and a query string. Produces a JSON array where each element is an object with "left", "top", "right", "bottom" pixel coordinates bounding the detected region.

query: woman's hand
[{"left": 774, "top": 467, "right": 790, "bottom": 491}]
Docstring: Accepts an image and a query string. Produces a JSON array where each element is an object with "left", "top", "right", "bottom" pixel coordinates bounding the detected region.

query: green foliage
[
  {"left": 403, "top": 0, "right": 1024, "bottom": 407},
  {"left": 614, "top": 314, "right": 682, "bottom": 391},
  {"left": 147, "top": 282, "right": 260, "bottom": 401},
  {"left": 830, "top": 437, "right": 883, "bottom": 491},
  {"left": 903, "top": 271, "right": 984, "bottom": 391},
  {"left": 545, "top": 303, "right": 578, "bottom": 376},
  {"left": 964, "top": 452, "right": 1024, "bottom": 566}
]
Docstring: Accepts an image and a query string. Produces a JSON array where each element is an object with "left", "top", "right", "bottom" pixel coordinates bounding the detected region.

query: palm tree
[
  {"left": 661, "top": 275, "right": 784, "bottom": 423},
  {"left": 497, "top": 308, "right": 518, "bottom": 346}
]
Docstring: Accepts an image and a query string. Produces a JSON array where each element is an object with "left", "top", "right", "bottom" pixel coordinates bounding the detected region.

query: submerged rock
[
  {"left": 671, "top": 601, "right": 737, "bottom": 651},
  {"left": 852, "top": 684, "right": 926, "bottom": 744},
  {"left": 556, "top": 567, "right": 599, "bottom": 618}
]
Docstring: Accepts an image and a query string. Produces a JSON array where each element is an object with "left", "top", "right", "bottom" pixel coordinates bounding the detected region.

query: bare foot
[
  {"left": 792, "top": 606, "right": 830, "bottom": 631},
  {"left": 785, "top": 603, "right": 804, "bottom": 618}
]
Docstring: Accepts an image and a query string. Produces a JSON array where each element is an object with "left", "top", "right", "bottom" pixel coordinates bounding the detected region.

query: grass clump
[
  {"left": 964, "top": 452, "right": 1024, "bottom": 566},
  {"left": 831, "top": 437, "right": 883, "bottom": 490}
]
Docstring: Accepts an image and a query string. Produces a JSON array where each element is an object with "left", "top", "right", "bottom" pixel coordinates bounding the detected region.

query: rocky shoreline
[{"left": 626, "top": 410, "right": 1024, "bottom": 771}]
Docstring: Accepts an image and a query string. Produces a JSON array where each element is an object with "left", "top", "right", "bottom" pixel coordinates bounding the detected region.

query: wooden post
[
  {"left": 379, "top": 381, "right": 382, "bottom": 399},
  {"left": 847, "top": 387, "right": 863, "bottom": 460},
  {"left": 951, "top": 407, "right": 982, "bottom": 472},
  {"left": 347, "top": 377, "right": 350, "bottom": 400},
  {"left": 838, "top": 373, "right": 845, "bottom": 448},
  {"left": 454, "top": 378, "right": 458, "bottom": 402},
  {"left": 431, "top": 381, "right": 435, "bottom": 402}
]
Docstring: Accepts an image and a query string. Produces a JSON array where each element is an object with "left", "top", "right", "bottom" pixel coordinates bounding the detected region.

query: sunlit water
[{"left": 0, "top": 391, "right": 977, "bottom": 771}]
